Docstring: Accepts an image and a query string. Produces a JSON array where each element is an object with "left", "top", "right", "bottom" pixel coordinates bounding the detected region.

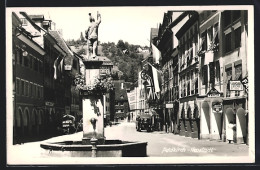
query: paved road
[
  {"left": 104, "top": 122, "right": 249, "bottom": 157},
  {"left": 8, "top": 122, "right": 253, "bottom": 164}
]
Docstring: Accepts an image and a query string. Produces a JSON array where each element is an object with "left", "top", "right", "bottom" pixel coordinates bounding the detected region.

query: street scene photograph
[{"left": 6, "top": 5, "right": 255, "bottom": 165}]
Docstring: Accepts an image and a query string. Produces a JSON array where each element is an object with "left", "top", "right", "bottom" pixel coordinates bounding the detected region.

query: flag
[
  {"left": 53, "top": 57, "right": 59, "bottom": 79},
  {"left": 59, "top": 58, "right": 64, "bottom": 73},
  {"left": 152, "top": 65, "right": 161, "bottom": 93},
  {"left": 152, "top": 43, "right": 161, "bottom": 64}
]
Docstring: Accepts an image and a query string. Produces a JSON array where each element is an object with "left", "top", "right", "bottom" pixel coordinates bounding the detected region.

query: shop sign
[
  {"left": 241, "top": 77, "right": 249, "bottom": 93},
  {"left": 45, "top": 101, "right": 54, "bottom": 106},
  {"left": 212, "top": 102, "right": 222, "bottom": 113},
  {"left": 64, "top": 65, "right": 72, "bottom": 70},
  {"left": 229, "top": 80, "right": 243, "bottom": 91},
  {"left": 166, "top": 103, "right": 174, "bottom": 108},
  {"left": 207, "top": 88, "right": 221, "bottom": 97}
]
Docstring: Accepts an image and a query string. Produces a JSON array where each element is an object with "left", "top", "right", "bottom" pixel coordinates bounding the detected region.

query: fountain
[{"left": 40, "top": 12, "right": 147, "bottom": 157}]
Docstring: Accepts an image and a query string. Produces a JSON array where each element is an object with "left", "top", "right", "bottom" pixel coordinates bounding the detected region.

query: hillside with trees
[
  {"left": 101, "top": 40, "right": 145, "bottom": 84},
  {"left": 67, "top": 33, "right": 148, "bottom": 86}
]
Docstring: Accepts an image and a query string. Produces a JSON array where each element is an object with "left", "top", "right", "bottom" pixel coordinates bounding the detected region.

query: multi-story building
[
  {"left": 221, "top": 10, "right": 248, "bottom": 144},
  {"left": 176, "top": 11, "right": 200, "bottom": 138},
  {"left": 12, "top": 12, "right": 46, "bottom": 144},
  {"left": 156, "top": 11, "right": 191, "bottom": 134},
  {"left": 43, "top": 30, "right": 67, "bottom": 135},
  {"left": 197, "top": 11, "right": 223, "bottom": 140},
  {"left": 127, "top": 86, "right": 140, "bottom": 122},
  {"left": 113, "top": 80, "right": 130, "bottom": 121}
]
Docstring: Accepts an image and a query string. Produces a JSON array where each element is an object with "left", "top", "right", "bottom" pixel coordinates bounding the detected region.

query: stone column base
[{"left": 82, "top": 137, "right": 106, "bottom": 145}]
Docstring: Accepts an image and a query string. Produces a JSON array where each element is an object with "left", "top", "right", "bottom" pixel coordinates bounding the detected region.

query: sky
[
  {"left": 10, "top": 7, "right": 184, "bottom": 46},
  {"left": 8, "top": 6, "right": 250, "bottom": 46}
]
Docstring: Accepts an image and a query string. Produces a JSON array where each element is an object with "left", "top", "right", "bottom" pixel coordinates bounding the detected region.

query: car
[
  {"left": 136, "top": 114, "right": 153, "bottom": 132},
  {"left": 62, "top": 114, "right": 76, "bottom": 134}
]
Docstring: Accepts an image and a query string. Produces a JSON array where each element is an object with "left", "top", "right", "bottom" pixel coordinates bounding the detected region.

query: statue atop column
[{"left": 85, "top": 11, "right": 101, "bottom": 60}]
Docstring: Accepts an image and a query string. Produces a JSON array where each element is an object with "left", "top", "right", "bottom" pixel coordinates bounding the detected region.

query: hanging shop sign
[
  {"left": 229, "top": 80, "right": 244, "bottom": 91},
  {"left": 166, "top": 103, "right": 174, "bottom": 108},
  {"left": 207, "top": 87, "right": 221, "bottom": 97},
  {"left": 212, "top": 102, "right": 223, "bottom": 113},
  {"left": 241, "top": 77, "right": 249, "bottom": 93}
]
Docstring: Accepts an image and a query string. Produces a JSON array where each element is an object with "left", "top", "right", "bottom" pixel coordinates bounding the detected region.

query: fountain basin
[{"left": 40, "top": 140, "right": 147, "bottom": 157}]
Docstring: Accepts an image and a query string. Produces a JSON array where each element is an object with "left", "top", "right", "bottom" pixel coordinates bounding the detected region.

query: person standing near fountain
[{"left": 85, "top": 11, "right": 101, "bottom": 60}]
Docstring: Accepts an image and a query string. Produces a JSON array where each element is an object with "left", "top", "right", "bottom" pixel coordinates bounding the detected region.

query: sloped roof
[
  {"left": 98, "top": 56, "right": 113, "bottom": 66},
  {"left": 113, "top": 81, "right": 131, "bottom": 100},
  {"left": 49, "top": 30, "right": 73, "bottom": 67},
  {"left": 29, "top": 15, "right": 45, "bottom": 20}
]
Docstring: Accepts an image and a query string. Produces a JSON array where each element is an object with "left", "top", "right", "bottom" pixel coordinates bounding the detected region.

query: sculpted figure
[{"left": 85, "top": 12, "right": 101, "bottom": 59}]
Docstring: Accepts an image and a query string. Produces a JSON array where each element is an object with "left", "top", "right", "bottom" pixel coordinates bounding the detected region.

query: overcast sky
[
  {"left": 9, "top": 7, "right": 185, "bottom": 46},
  {"left": 8, "top": 6, "right": 250, "bottom": 46}
]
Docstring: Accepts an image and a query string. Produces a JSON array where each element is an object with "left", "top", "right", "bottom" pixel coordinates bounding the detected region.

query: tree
[
  {"left": 80, "top": 32, "right": 85, "bottom": 42},
  {"left": 116, "top": 40, "right": 126, "bottom": 50}
]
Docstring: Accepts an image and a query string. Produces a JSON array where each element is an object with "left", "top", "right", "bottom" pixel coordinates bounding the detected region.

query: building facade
[
  {"left": 221, "top": 10, "right": 248, "bottom": 144},
  {"left": 113, "top": 80, "right": 130, "bottom": 121},
  {"left": 12, "top": 12, "right": 46, "bottom": 144}
]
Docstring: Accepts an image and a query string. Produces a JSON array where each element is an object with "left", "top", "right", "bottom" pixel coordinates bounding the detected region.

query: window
[
  {"left": 234, "top": 64, "right": 241, "bottom": 95},
  {"left": 16, "top": 78, "right": 20, "bottom": 95},
  {"left": 21, "top": 80, "right": 24, "bottom": 95},
  {"left": 225, "top": 32, "right": 232, "bottom": 53},
  {"left": 34, "top": 84, "right": 37, "bottom": 97},
  {"left": 30, "top": 82, "right": 33, "bottom": 97},
  {"left": 34, "top": 58, "right": 38, "bottom": 71},
  {"left": 25, "top": 81, "right": 29, "bottom": 96},
  {"left": 39, "top": 61, "right": 43, "bottom": 73},
  {"left": 202, "top": 65, "right": 208, "bottom": 85},
  {"left": 30, "top": 55, "right": 33, "bottom": 69},
  {"left": 234, "top": 27, "right": 241, "bottom": 49},
  {"left": 215, "top": 61, "right": 221, "bottom": 82},
  {"left": 209, "top": 62, "right": 215, "bottom": 84},
  {"left": 224, "top": 11, "right": 232, "bottom": 28},
  {"left": 38, "top": 85, "right": 41, "bottom": 98},
  {"left": 208, "top": 27, "right": 213, "bottom": 45},
  {"left": 24, "top": 54, "right": 29, "bottom": 67},
  {"left": 226, "top": 67, "right": 232, "bottom": 97},
  {"left": 235, "top": 64, "right": 242, "bottom": 80},
  {"left": 201, "top": 31, "right": 207, "bottom": 51},
  {"left": 224, "top": 10, "right": 242, "bottom": 54},
  {"left": 19, "top": 50, "right": 23, "bottom": 65}
]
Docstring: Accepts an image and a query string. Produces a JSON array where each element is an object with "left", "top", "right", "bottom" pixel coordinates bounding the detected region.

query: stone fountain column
[{"left": 81, "top": 60, "right": 105, "bottom": 145}]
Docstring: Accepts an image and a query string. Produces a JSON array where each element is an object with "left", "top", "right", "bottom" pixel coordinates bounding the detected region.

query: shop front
[
  {"left": 222, "top": 97, "right": 248, "bottom": 144},
  {"left": 179, "top": 96, "right": 200, "bottom": 138},
  {"left": 199, "top": 88, "right": 223, "bottom": 140},
  {"left": 169, "top": 101, "right": 179, "bottom": 134}
]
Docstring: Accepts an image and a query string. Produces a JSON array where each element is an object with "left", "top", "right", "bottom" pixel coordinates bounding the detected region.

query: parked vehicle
[
  {"left": 136, "top": 114, "right": 154, "bottom": 132},
  {"left": 62, "top": 114, "right": 76, "bottom": 134}
]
